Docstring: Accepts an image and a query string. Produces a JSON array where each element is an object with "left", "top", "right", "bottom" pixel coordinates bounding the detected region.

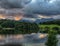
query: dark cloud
[
  {"left": 0, "top": 0, "right": 31, "bottom": 9},
  {"left": 24, "top": 13, "right": 38, "bottom": 18},
  {"left": 0, "top": 0, "right": 60, "bottom": 18},
  {"left": 24, "top": 0, "right": 60, "bottom": 15}
]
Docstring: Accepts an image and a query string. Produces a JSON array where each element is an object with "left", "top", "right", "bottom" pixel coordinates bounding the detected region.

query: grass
[
  {"left": 39, "top": 24, "right": 60, "bottom": 33},
  {"left": 39, "top": 24, "right": 60, "bottom": 28}
]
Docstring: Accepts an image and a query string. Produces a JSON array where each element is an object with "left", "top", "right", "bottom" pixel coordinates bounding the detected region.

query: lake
[{"left": 0, "top": 33, "right": 60, "bottom": 46}]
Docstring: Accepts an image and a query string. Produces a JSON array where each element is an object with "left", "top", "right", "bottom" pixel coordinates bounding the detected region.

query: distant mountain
[
  {"left": 20, "top": 18, "right": 54, "bottom": 23},
  {"left": 35, "top": 18, "right": 54, "bottom": 24},
  {"left": 20, "top": 18, "right": 36, "bottom": 23},
  {"left": 41, "top": 19, "right": 60, "bottom": 25}
]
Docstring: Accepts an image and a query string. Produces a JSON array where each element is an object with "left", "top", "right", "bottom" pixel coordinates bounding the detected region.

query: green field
[{"left": 39, "top": 24, "right": 60, "bottom": 33}]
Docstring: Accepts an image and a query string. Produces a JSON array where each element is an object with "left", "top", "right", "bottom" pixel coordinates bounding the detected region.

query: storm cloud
[
  {"left": 0, "top": 0, "right": 60, "bottom": 18},
  {"left": 0, "top": 0, "right": 31, "bottom": 8},
  {"left": 24, "top": 0, "right": 60, "bottom": 15}
]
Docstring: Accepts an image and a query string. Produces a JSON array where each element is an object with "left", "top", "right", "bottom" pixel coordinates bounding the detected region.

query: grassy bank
[{"left": 39, "top": 24, "right": 60, "bottom": 33}]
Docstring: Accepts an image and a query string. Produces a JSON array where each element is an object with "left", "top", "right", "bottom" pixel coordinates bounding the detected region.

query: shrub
[{"left": 45, "top": 30, "right": 58, "bottom": 46}]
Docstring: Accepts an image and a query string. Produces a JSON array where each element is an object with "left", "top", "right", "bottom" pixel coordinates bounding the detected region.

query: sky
[{"left": 0, "top": 0, "right": 60, "bottom": 20}]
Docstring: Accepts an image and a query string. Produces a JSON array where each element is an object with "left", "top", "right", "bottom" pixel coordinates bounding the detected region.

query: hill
[{"left": 40, "top": 19, "right": 60, "bottom": 25}]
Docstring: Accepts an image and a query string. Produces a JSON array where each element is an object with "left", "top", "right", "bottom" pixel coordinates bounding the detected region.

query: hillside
[{"left": 40, "top": 19, "right": 60, "bottom": 25}]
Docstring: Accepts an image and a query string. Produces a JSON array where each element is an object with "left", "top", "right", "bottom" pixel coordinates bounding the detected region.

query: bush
[
  {"left": 44, "top": 27, "right": 50, "bottom": 33},
  {"left": 45, "top": 30, "right": 58, "bottom": 46}
]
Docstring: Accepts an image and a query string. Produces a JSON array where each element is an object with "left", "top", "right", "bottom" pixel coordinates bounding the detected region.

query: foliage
[
  {"left": 45, "top": 30, "right": 58, "bottom": 46},
  {"left": 40, "top": 19, "right": 60, "bottom": 25},
  {"left": 39, "top": 25, "right": 60, "bottom": 34},
  {"left": 0, "top": 19, "right": 39, "bottom": 34},
  {"left": 15, "top": 22, "right": 39, "bottom": 34}
]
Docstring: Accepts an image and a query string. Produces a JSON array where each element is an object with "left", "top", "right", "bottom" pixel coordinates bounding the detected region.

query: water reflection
[
  {"left": 3, "top": 44, "right": 22, "bottom": 46},
  {"left": 0, "top": 34, "right": 60, "bottom": 46},
  {"left": 0, "top": 33, "right": 47, "bottom": 46}
]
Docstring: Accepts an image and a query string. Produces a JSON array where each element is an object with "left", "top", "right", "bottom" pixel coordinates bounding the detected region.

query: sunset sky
[{"left": 0, "top": 0, "right": 60, "bottom": 20}]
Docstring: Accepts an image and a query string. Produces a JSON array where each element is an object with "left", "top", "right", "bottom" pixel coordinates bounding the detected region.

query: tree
[
  {"left": 0, "top": 26, "right": 3, "bottom": 34},
  {"left": 45, "top": 30, "right": 58, "bottom": 46},
  {"left": 0, "top": 19, "right": 39, "bottom": 34},
  {"left": 15, "top": 22, "right": 39, "bottom": 34},
  {"left": 1, "top": 20, "right": 15, "bottom": 28},
  {"left": 52, "top": 27, "right": 59, "bottom": 31},
  {"left": 44, "top": 27, "right": 50, "bottom": 33}
]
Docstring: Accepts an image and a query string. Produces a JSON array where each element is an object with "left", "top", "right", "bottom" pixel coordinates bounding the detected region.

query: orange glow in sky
[
  {"left": 14, "top": 15, "right": 23, "bottom": 21},
  {"left": 0, "top": 14, "right": 6, "bottom": 19}
]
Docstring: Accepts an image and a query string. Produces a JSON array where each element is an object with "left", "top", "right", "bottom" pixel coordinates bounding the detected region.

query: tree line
[
  {"left": 40, "top": 19, "right": 60, "bottom": 25},
  {"left": 0, "top": 19, "right": 39, "bottom": 34}
]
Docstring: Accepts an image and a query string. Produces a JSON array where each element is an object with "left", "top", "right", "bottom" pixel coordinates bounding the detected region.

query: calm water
[
  {"left": 0, "top": 34, "right": 60, "bottom": 46},
  {"left": 23, "top": 43, "right": 45, "bottom": 46},
  {"left": 0, "top": 33, "right": 46, "bottom": 46}
]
